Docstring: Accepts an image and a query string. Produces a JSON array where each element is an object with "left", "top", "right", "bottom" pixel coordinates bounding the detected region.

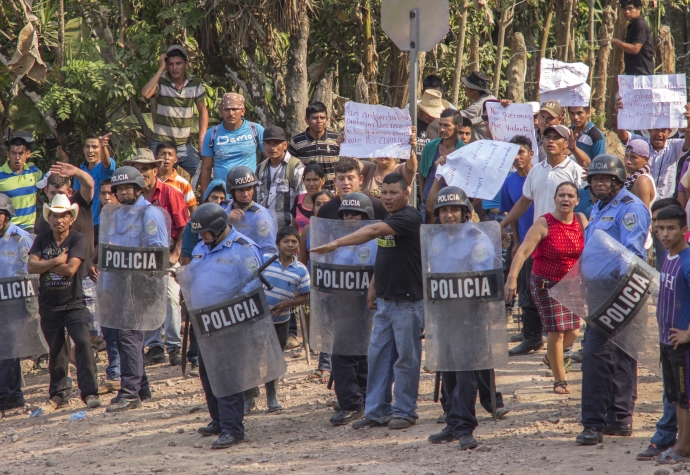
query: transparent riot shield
[
  {"left": 0, "top": 234, "right": 47, "bottom": 359},
  {"left": 176, "top": 245, "right": 286, "bottom": 397},
  {"left": 421, "top": 221, "right": 508, "bottom": 371},
  {"left": 549, "top": 229, "right": 660, "bottom": 375},
  {"left": 96, "top": 204, "right": 172, "bottom": 330},
  {"left": 233, "top": 205, "right": 278, "bottom": 257},
  {"left": 308, "top": 217, "right": 379, "bottom": 355}
]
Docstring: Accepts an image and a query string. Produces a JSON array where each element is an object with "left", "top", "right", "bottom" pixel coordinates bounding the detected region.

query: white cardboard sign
[
  {"left": 486, "top": 103, "right": 538, "bottom": 161},
  {"left": 435, "top": 140, "right": 519, "bottom": 200},
  {"left": 539, "top": 58, "right": 590, "bottom": 107},
  {"left": 617, "top": 74, "right": 687, "bottom": 130},
  {"left": 340, "top": 102, "right": 412, "bottom": 159}
]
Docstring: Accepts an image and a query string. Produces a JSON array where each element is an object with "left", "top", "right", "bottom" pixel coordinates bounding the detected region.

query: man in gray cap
[
  {"left": 142, "top": 45, "right": 209, "bottom": 178},
  {"left": 459, "top": 71, "right": 497, "bottom": 142}
]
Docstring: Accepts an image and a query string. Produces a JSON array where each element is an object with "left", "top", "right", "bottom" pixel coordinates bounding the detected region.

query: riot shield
[
  {"left": 309, "top": 217, "right": 379, "bottom": 355},
  {"left": 176, "top": 246, "right": 286, "bottom": 397},
  {"left": 95, "top": 204, "right": 172, "bottom": 331},
  {"left": 421, "top": 221, "right": 508, "bottom": 372},
  {"left": 233, "top": 205, "right": 278, "bottom": 257},
  {"left": 548, "top": 229, "right": 660, "bottom": 375},
  {"left": 0, "top": 234, "right": 47, "bottom": 359}
]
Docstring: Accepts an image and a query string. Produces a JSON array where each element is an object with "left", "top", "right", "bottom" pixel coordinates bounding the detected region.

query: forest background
[{"left": 0, "top": 0, "right": 689, "bottom": 172}]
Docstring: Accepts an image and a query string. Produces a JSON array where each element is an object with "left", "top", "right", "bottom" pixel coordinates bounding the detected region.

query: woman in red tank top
[{"left": 505, "top": 182, "right": 587, "bottom": 394}]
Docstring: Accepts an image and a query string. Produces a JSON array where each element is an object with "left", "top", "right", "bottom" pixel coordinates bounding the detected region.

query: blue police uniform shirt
[
  {"left": 181, "top": 199, "right": 233, "bottom": 259},
  {"left": 74, "top": 157, "right": 116, "bottom": 225},
  {"left": 0, "top": 222, "right": 33, "bottom": 277},
  {"left": 331, "top": 241, "right": 377, "bottom": 267},
  {"left": 427, "top": 225, "right": 497, "bottom": 273},
  {"left": 233, "top": 203, "right": 278, "bottom": 257},
  {"left": 101, "top": 195, "right": 169, "bottom": 248},
  {"left": 584, "top": 186, "right": 650, "bottom": 260},
  {"left": 574, "top": 187, "right": 594, "bottom": 219}
]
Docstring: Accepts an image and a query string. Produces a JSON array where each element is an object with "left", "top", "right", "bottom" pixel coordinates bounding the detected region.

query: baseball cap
[
  {"left": 625, "top": 139, "right": 650, "bottom": 158},
  {"left": 543, "top": 124, "right": 570, "bottom": 139},
  {"left": 165, "top": 45, "right": 188, "bottom": 60},
  {"left": 263, "top": 126, "right": 287, "bottom": 142},
  {"left": 539, "top": 100, "right": 564, "bottom": 118}
]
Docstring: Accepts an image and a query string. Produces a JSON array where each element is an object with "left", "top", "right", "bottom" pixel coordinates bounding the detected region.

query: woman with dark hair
[
  {"left": 291, "top": 163, "right": 326, "bottom": 233},
  {"left": 505, "top": 182, "right": 587, "bottom": 394}
]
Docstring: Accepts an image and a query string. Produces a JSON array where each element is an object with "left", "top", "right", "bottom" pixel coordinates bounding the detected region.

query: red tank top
[{"left": 531, "top": 213, "right": 584, "bottom": 282}]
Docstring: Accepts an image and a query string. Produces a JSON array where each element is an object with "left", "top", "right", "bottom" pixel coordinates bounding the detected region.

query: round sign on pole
[{"left": 381, "top": 0, "right": 450, "bottom": 52}]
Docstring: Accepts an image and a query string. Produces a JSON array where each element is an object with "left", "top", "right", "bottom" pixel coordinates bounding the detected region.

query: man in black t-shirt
[
  {"left": 612, "top": 0, "right": 654, "bottom": 75},
  {"left": 317, "top": 158, "right": 387, "bottom": 220},
  {"left": 312, "top": 173, "right": 424, "bottom": 431},
  {"left": 28, "top": 194, "right": 100, "bottom": 411}
]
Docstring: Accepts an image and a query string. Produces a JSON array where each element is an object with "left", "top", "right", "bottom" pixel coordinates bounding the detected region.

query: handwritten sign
[
  {"left": 617, "top": 74, "right": 687, "bottom": 130},
  {"left": 539, "top": 58, "right": 590, "bottom": 107},
  {"left": 485, "top": 103, "right": 538, "bottom": 163},
  {"left": 435, "top": 140, "right": 519, "bottom": 200},
  {"left": 340, "top": 102, "right": 412, "bottom": 159}
]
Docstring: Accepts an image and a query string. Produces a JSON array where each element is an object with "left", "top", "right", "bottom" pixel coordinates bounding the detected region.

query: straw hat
[{"left": 417, "top": 89, "right": 445, "bottom": 118}]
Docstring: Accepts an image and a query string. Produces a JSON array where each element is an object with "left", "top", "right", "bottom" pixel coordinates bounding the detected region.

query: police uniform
[
  {"left": 0, "top": 222, "right": 33, "bottom": 412},
  {"left": 233, "top": 201, "right": 278, "bottom": 258},
  {"left": 580, "top": 186, "right": 650, "bottom": 434},
  {"left": 186, "top": 226, "right": 264, "bottom": 441}
]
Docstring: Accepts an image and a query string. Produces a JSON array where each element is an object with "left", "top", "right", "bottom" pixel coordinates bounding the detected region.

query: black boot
[
  {"left": 508, "top": 340, "right": 543, "bottom": 356},
  {"left": 243, "top": 388, "right": 256, "bottom": 415},
  {"left": 265, "top": 379, "right": 283, "bottom": 412}
]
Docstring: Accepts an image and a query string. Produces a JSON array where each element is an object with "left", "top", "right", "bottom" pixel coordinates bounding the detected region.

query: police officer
[
  {"left": 576, "top": 154, "right": 650, "bottom": 445},
  {"left": 426, "top": 187, "right": 508, "bottom": 450},
  {"left": 0, "top": 193, "right": 33, "bottom": 414},
  {"left": 187, "top": 203, "right": 264, "bottom": 449},
  {"left": 98, "top": 166, "right": 168, "bottom": 412},
  {"left": 329, "top": 193, "right": 375, "bottom": 426},
  {"left": 225, "top": 166, "right": 277, "bottom": 257}
]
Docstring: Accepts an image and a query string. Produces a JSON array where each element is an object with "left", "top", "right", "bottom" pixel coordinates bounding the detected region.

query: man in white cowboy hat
[
  {"left": 459, "top": 71, "right": 497, "bottom": 142},
  {"left": 416, "top": 89, "right": 444, "bottom": 156},
  {"left": 27, "top": 194, "right": 101, "bottom": 412}
]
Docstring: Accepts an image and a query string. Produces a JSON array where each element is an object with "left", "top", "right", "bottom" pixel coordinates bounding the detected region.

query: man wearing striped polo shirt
[
  {"left": 142, "top": 45, "right": 209, "bottom": 178},
  {"left": 0, "top": 137, "right": 43, "bottom": 231}
]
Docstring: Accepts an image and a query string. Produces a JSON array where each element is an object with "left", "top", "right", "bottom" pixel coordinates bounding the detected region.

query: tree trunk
[
  {"left": 606, "top": 4, "right": 627, "bottom": 129},
  {"left": 354, "top": 72, "right": 369, "bottom": 104},
  {"left": 562, "top": 0, "right": 573, "bottom": 62},
  {"left": 56, "top": 0, "right": 64, "bottom": 84},
  {"left": 492, "top": 2, "right": 515, "bottom": 97},
  {"left": 311, "top": 72, "right": 334, "bottom": 128},
  {"left": 592, "top": 3, "right": 615, "bottom": 120},
  {"left": 451, "top": 0, "right": 469, "bottom": 105},
  {"left": 654, "top": 25, "right": 675, "bottom": 74},
  {"left": 285, "top": 0, "right": 310, "bottom": 138},
  {"left": 586, "top": 0, "right": 596, "bottom": 85},
  {"left": 505, "top": 32, "right": 526, "bottom": 102},
  {"left": 266, "top": 26, "right": 287, "bottom": 123},
  {"left": 362, "top": 0, "right": 379, "bottom": 104},
  {"left": 469, "top": 32, "right": 480, "bottom": 72},
  {"left": 536, "top": 2, "right": 555, "bottom": 102},
  {"left": 384, "top": 41, "right": 409, "bottom": 109}
]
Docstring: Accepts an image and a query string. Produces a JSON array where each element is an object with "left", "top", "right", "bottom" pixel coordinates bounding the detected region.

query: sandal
[
  {"left": 657, "top": 448, "right": 690, "bottom": 464},
  {"left": 307, "top": 370, "right": 323, "bottom": 380},
  {"left": 553, "top": 381, "right": 570, "bottom": 394}
]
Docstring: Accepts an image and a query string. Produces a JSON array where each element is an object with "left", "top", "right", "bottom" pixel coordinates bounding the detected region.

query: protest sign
[
  {"left": 340, "top": 102, "right": 412, "bottom": 159},
  {"left": 539, "top": 58, "right": 590, "bottom": 107},
  {"left": 435, "top": 140, "right": 519, "bottom": 200},
  {"left": 617, "top": 74, "right": 687, "bottom": 130},
  {"left": 485, "top": 102, "right": 538, "bottom": 162}
]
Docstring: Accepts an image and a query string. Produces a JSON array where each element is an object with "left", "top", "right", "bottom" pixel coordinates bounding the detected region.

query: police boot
[
  {"left": 243, "top": 388, "right": 256, "bottom": 415},
  {"left": 265, "top": 379, "right": 283, "bottom": 412}
]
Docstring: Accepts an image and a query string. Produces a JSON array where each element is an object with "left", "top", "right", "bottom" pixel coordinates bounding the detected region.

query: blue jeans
[
  {"left": 149, "top": 140, "right": 200, "bottom": 177},
  {"left": 144, "top": 265, "right": 182, "bottom": 353},
  {"left": 318, "top": 352, "right": 332, "bottom": 372},
  {"left": 650, "top": 393, "right": 678, "bottom": 447},
  {"left": 101, "top": 327, "right": 121, "bottom": 380},
  {"left": 365, "top": 298, "right": 424, "bottom": 423}
]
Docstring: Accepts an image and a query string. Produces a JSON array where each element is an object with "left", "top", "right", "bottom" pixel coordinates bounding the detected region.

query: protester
[
  {"left": 291, "top": 163, "right": 326, "bottom": 233},
  {"left": 360, "top": 129, "right": 417, "bottom": 197},
  {"left": 288, "top": 102, "right": 340, "bottom": 191},
  {"left": 568, "top": 106, "right": 606, "bottom": 167},
  {"left": 506, "top": 182, "right": 586, "bottom": 394},
  {"left": 535, "top": 101, "right": 565, "bottom": 163},
  {"left": 0, "top": 137, "right": 43, "bottom": 231},
  {"left": 612, "top": 0, "right": 655, "bottom": 76},
  {"left": 422, "top": 74, "right": 455, "bottom": 110},
  {"left": 28, "top": 194, "right": 100, "bottom": 411},
  {"left": 312, "top": 173, "right": 424, "bottom": 430},
  {"left": 458, "top": 71, "right": 496, "bottom": 142},
  {"left": 416, "top": 89, "right": 443, "bottom": 155},
  {"left": 156, "top": 142, "right": 198, "bottom": 214},
  {"left": 200, "top": 92, "right": 264, "bottom": 198},
  {"left": 318, "top": 158, "right": 387, "bottom": 220},
  {"left": 624, "top": 139, "right": 657, "bottom": 209},
  {"left": 456, "top": 117, "right": 472, "bottom": 145}
]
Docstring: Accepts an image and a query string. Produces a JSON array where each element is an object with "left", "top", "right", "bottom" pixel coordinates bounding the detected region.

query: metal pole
[{"left": 409, "top": 8, "right": 420, "bottom": 208}]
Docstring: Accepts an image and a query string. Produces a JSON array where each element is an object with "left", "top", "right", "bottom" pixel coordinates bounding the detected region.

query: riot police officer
[
  {"left": 425, "top": 187, "right": 508, "bottom": 450},
  {"left": 225, "top": 166, "right": 277, "bottom": 257},
  {"left": 576, "top": 154, "right": 651, "bottom": 445}
]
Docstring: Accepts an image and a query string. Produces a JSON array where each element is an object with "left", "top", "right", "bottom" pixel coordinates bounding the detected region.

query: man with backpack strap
[{"left": 199, "top": 93, "right": 264, "bottom": 198}]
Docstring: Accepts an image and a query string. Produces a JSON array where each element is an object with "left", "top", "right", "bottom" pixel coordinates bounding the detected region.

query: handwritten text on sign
[
  {"left": 435, "top": 140, "right": 519, "bottom": 200},
  {"left": 539, "top": 58, "right": 590, "bottom": 107},
  {"left": 340, "top": 102, "right": 412, "bottom": 160},
  {"left": 485, "top": 103, "right": 538, "bottom": 161},
  {"left": 617, "top": 74, "right": 687, "bottom": 130}
]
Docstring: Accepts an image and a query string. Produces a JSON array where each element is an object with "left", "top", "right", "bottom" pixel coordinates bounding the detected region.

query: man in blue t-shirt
[
  {"left": 568, "top": 106, "right": 606, "bottom": 168},
  {"left": 70, "top": 134, "right": 116, "bottom": 232},
  {"left": 199, "top": 93, "right": 264, "bottom": 198}
]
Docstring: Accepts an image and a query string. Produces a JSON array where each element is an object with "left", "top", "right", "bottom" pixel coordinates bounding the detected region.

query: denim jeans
[
  {"left": 365, "top": 298, "right": 424, "bottom": 423},
  {"left": 149, "top": 140, "right": 200, "bottom": 177},
  {"left": 318, "top": 352, "right": 332, "bottom": 372},
  {"left": 82, "top": 277, "right": 100, "bottom": 337},
  {"left": 650, "top": 393, "right": 678, "bottom": 448},
  {"left": 101, "top": 327, "right": 121, "bottom": 380},
  {"left": 144, "top": 264, "right": 182, "bottom": 353}
]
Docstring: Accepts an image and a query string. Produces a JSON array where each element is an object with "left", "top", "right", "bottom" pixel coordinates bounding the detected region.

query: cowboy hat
[
  {"left": 122, "top": 148, "right": 164, "bottom": 166},
  {"left": 43, "top": 194, "right": 79, "bottom": 221},
  {"left": 461, "top": 71, "right": 492, "bottom": 95},
  {"left": 417, "top": 89, "right": 446, "bottom": 118}
]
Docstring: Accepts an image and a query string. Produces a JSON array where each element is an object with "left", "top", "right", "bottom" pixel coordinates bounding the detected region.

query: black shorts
[{"left": 660, "top": 342, "right": 690, "bottom": 409}]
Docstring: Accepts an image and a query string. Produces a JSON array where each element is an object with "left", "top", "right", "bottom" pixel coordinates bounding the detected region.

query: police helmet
[
  {"left": 0, "top": 193, "right": 15, "bottom": 217},
  {"left": 226, "top": 166, "right": 258, "bottom": 191},
  {"left": 190, "top": 203, "right": 228, "bottom": 234},
  {"left": 338, "top": 192, "right": 374, "bottom": 220},
  {"left": 587, "top": 154, "right": 627, "bottom": 184},
  {"left": 111, "top": 166, "right": 145, "bottom": 191},
  {"left": 433, "top": 186, "right": 472, "bottom": 216}
]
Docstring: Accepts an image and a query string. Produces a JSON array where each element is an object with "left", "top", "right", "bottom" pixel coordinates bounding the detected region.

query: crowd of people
[{"left": 2, "top": 0, "right": 690, "bottom": 462}]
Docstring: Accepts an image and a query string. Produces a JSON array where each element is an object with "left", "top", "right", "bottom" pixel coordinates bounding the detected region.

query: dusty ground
[{"left": 0, "top": 325, "right": 671, "bottom": 475}]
